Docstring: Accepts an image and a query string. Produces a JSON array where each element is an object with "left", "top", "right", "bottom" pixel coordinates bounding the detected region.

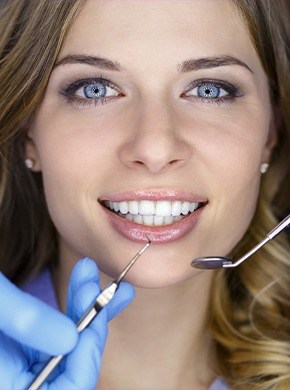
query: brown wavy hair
[
  {"left": 211, "top": 1, "right": 290, "bottom": 389},
  {"left": 0, "top": 1, "right": 290, "bottom": 388},
  {"left": 0, "top": 0, "right": 86, "bottom": 283}
]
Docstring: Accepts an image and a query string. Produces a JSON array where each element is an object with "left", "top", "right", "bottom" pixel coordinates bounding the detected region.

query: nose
[{"left": 118, "top": 102, "right": 191, "bottom": 174}]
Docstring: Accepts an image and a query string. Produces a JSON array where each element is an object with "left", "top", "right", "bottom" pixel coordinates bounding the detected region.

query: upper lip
[{"left": 98, "top": 189, "right": 208, "bottom": 203}]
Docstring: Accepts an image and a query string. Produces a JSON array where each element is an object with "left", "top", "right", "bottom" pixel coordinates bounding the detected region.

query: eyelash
[
  {"left": 183, "top": 79, "right": 242, "bottom": 105},
  {"left": 59, "top": 76, "right": 121, "bottom": 108},
  {"left": 59, "top": 77, "right": 242, "bottom": 108}
]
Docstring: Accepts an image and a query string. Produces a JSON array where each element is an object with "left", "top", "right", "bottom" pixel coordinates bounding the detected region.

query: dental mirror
[{"left": 191, "top": 213, "right": 290, "bottom": 270}]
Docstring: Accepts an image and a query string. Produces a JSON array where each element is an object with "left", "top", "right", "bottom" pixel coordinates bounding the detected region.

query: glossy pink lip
[
  {"left": 99, "top": 190, "right": 208, "bottom": 244},
  {"left": 99, "top": 189, "right": 207, "bottom": 203}
]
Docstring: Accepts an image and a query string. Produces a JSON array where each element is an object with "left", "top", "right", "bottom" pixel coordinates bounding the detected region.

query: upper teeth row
[{"left": 104, "top": 200, "right": 200, "bottom": 217}]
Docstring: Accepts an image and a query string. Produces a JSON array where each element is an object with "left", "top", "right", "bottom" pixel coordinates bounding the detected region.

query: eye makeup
[
  {"left": 58, "top": 75, "right": 244, "bottom": 109},
  {"left": 59, "top": 76, "right": 122, "bottom": 108},
  {"left": 183, "top": 78, "right": 244, "bottom": 105}
]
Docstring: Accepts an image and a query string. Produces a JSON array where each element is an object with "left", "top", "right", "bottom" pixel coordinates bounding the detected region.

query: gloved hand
[{"left": 0, "top": 258, "right": 135, "bottom": 389}]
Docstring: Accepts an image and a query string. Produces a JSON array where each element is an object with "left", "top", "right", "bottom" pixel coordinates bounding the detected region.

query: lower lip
[{"left": 101, "top": 205, "right": 206, "bottom": 243}]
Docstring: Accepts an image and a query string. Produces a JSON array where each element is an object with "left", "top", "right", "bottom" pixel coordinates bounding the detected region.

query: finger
[
  {"left": 0, "top": 332, "right": 36, "bottom": 390},
  {"left": 0, "top": 332, "right": 24, "bottom": 383},
  {"left": 49, "top": 326, "right": 107, "bottom": 390},
  {"left": 0, "top": 273, "right": 78, "bottom": 355},
  {"left": 71, "top": 281, "right": 101, "bottom": 322},
  {"left": 72, "top": 280, "right": 135, "bottom": 324},
  {"left": 67, "top": 258, "right": 100, "bottom": 319},
  {"left": 106, "top": 282, "right": 135, "bottom": 321}
]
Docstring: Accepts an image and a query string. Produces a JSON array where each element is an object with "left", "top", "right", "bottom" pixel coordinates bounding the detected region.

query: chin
[
  {"left": 104, "top": 260, "right": 204, "bottom": 289},
  {"left": 91, "top": 236, "right": 210, "bottom": 289}
]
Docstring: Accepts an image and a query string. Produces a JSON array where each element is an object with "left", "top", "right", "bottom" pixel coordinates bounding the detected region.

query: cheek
[
  {"left": 187, "top": 102, "right": 271, "bottom": 185},
  {"left": 181, "top": 105, "right": 271, "bottom": 254},
  {"left": 215, "top": 129, "right": 265, "bottom": 207},
  {"left": 33, "top": 110, "right": 119, "bottom": 183},
  {"left": 30, "top": 110, "right": 125, "bottom": 249}
]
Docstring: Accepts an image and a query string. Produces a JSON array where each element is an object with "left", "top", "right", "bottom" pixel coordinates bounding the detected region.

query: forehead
[{"left": 60, "top": 0, "right": 260, "bottom": 75}]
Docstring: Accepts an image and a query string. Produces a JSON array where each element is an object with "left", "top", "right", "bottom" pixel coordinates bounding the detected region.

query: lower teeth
[{"left": 117, "top": 212, "right": 187, "bottom": 226}]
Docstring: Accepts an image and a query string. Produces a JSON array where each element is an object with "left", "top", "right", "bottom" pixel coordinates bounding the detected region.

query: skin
[{"left": 26, "top": 0, "right": 277, "bottom": 388}]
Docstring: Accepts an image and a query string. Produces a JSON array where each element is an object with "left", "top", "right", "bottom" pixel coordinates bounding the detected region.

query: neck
[{"left": 98, "top": 271, "right": 216, "bottom": 390}]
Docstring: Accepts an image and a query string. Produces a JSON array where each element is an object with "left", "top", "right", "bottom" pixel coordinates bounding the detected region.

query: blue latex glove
[{"left": 0, "top": 258, "right": 135, "bottom": 389}]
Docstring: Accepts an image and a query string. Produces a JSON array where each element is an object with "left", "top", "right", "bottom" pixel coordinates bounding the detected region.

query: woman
[{"left": 0, "top": 0, "right": 290, "bottom": 389}]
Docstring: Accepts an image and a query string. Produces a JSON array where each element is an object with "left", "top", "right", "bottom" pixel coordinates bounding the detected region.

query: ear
[
  {"left": 24, "top": 131, "right": 42, "bottom": 172},
  {"left": 261, "top": 106, "right": 280, "bottom": 163}
]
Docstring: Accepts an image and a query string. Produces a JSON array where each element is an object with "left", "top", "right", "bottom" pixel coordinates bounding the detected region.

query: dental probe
[
  {"left": 28, "top": 239, "right": 151, "bottom": 390},
  {"left": 191, "top": 213, "right": 290, "bottom": 269}
]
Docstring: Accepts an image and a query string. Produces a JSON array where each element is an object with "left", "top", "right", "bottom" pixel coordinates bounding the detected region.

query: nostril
[
  {"left": 119, "top": 138, "right": 191, "bottom": 173},
  {"left": 170, "top": 159, "right": 181, "bottom": 164},
  {"left": 128, "top": 160, "right": 146, "bottom": 169},
  {"left": 168, "top": 159, "right": 187, "bottom": 169},
  {"left": 129, "top": 157, "right": 185, "bottom": 173}
]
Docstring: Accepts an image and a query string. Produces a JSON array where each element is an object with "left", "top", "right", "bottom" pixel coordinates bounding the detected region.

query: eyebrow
[
  {"left": 178, "top": 55, "right": 253, "bottom": 74},
  {"left": 54, "top": 54, "right": 253, "bottom": 74},
  {"left": 54, "top": 54, "right": 123, "bottom": 71}
]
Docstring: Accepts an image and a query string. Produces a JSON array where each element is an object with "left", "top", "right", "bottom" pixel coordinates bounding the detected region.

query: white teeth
[
  {"left": 105, "top": 199, "right": 203, "bottom": 225},
  {"left": 190, "top": 202, "right": 199, "bottom": 212},
  {"left": 132, "top": 214, "right": 143, "bottom": 224},
  {"left": 139, "top": 200, "right": 155, "bottom": 215},
  {"left": 155, "top": 201, "right": 172, "bottom": 217},
  {"left": 119, "top": 201, "right": 129, "bottom": 214},
  {"left": 143, "top": 215, "right": 154, "bottom": 226},
  {"left": 125, "top": 214, "right": 133, "bottom": 221},
  {"left": 171, "top": 201, "right": 182, "bottom": 216},
  {"left": 181, "top": 201, "right": 190, "bottom": 215},
  {"left": 128, "top": 201, "right": 139, "bottom": 215},
  {"left": 164, "top": 215, "right": 174, "bottom": 225},
  {"left": 153, "top": 216, "right": 164, "bottom": 226}
]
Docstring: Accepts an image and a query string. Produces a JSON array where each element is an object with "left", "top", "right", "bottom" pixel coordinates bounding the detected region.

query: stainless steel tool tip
[{"left": 191, "top": 257, "right": 232, "bottom": 269}]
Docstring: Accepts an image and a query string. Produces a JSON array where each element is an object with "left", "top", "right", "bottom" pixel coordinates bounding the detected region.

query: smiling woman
[{"left": 0, "top": 0, "right": 290, "bottom": 389}]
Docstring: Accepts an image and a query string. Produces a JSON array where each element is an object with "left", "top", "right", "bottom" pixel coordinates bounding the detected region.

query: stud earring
[
  {"left": 260, "top": 162, "right": 269, "bottom": 174},
  {"left": 25, "top": 158, "right": 34, "bottom": 170}
]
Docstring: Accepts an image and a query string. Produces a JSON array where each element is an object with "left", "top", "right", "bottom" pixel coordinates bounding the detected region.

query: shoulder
[
  {"left": 209, "top": 378, "right": 230, "bottom": 390},
  {"left": 21, "top": 268, "right": 59, "bottom": 309}
]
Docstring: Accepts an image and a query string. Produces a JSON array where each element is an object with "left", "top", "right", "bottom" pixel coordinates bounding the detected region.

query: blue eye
[
  {"left": 184, "top": 80, "right": 239, "bottom": 103},
  {"left": 75, "top": 81, "right": 118, "bottom": 99},
  {"left": 83, "top": 83, "right": 106, "bottom": 98},
  {"left": 187, "top": 83, "right": 228, "bottom": 99},
  {"left": 197, "top": 84, "right": 227, "bottom": 98},
  {"left": 60, "top": 77, "right": 120, "bottom": 108}
]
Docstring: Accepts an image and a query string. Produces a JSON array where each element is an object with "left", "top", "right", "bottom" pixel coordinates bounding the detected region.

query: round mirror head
[{"left": 191, "top": 257, "right": 232, "bottom": 269}]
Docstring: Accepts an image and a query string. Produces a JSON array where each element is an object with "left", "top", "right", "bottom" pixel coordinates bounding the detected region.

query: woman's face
[{"left": 28, "top": 0, "right": 276, "bottom": 287}]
